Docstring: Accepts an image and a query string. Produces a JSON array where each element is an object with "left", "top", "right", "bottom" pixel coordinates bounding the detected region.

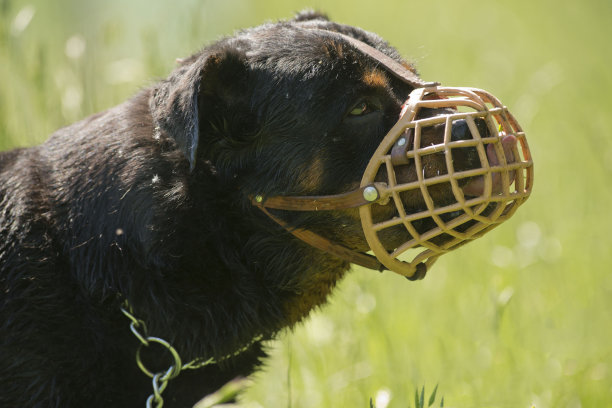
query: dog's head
[{"left": 150, "top": 11, "right": 532, "bottom": 278}]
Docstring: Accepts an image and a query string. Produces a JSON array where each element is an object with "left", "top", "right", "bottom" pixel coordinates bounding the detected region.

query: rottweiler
[{"left": 0, "top": 11, "right": 484, "bottom": 408}]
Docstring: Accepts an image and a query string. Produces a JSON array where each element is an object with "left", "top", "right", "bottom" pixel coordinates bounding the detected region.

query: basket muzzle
[
  {"left": 358, "top": 86, "right": 533, "bottom": 276},
  {"left": 252, "top": 31, "right": 533, "bottom": 279}
]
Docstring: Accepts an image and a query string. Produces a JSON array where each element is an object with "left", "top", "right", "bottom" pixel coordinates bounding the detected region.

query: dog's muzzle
[{"left": 252, "top": 32, "right": 533, "bottom": 280}]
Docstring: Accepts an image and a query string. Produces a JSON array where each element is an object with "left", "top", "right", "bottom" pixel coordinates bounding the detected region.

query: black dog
[{"left": 1, "top": 11, "right": 469, "bottom": 407}]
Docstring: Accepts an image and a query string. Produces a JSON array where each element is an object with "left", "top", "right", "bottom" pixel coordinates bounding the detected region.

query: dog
[{"left": 0, "top": 11, "right": 487, "bottom": 407}]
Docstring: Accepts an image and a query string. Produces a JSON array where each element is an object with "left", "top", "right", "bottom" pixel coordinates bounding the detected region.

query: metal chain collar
[
  {"left": 120, "top": 300, "right": 263, "bottom": 408},
  {"left": 120, "top": 301, "right": 215, "bottom": 408}
]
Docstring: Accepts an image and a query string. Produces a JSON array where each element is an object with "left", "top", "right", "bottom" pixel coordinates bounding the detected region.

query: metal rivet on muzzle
[{"left": 362, "top": 186, "right": 379, "bottom": 202}]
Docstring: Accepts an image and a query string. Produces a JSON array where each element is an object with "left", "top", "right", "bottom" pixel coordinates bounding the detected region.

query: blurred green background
[{"left": 1, "top": 0, "right": 611, "bottom": 406}]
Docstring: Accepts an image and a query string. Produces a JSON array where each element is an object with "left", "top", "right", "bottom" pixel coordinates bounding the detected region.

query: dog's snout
[
  {"left": 451, "top": 118, "right": 489, "bottom": 142},
  {"left": 451, "top": 120, "right": 470, "bottom": 142}
]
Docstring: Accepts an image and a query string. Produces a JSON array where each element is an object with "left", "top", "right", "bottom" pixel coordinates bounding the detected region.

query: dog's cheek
[
  {"left": 281, "top": 261, "right": 347, "bottom": 326},
  {"left": 296, "top": 155, "right": 325, "bottom": 193}
]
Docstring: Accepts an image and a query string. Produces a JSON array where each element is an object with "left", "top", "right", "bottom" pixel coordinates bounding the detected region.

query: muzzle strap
[
  {"left": 303, "top": 27, "right": 439, "bottom": 89},
  {"left": 333, "top": 32, "right": 439, "bottom": 89},
  {"left": 253, "top": 183, "right": 388, "bottom": 211},
  {"left": 254, "top": 202, "right": 388, "bottom": 273}
]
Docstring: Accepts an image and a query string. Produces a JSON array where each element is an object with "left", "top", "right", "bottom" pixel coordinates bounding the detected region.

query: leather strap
[
  {"left": 331, "top": 32, "right": 439, "bottom": 89},
  {"left": 255, "top": 204, "right": 385, "bottom": 272},
  {"left": 256, "top": 183, "right": 386, "bottom": 211}
]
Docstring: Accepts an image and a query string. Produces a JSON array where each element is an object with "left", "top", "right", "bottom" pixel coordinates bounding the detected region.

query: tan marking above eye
[
  {"left": 298, "top": 156, "right": 325, "bottom": 191},
  {"left": 363, "top": 70, "right": 389, "bottom": 88}
]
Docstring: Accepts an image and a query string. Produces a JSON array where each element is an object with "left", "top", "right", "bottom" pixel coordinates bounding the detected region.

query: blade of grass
[{"left": 428, "top": 384, "right": 439, "bottom": 407}]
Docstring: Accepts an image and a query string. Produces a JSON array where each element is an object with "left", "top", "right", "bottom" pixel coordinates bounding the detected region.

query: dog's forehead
[
  {"left": 240, "top": 22, "right": 424, "bottom": 91},
  {"left": 244, "top": 24, "right": 396, "bottom": 70}
]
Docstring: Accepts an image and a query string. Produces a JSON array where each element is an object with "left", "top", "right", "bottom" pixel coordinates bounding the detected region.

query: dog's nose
[{"left": 451, "top": 118, "right": 489, "bottom": 142}]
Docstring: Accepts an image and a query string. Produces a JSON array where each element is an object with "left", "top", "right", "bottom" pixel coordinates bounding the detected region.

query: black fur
[{"left": 1, "top": 11, "right": 428, "bottom": 407}]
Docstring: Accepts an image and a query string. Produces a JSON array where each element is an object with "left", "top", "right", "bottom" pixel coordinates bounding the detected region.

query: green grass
[{"left": 2, "top": 0, "right": 611, "bottom": 406}]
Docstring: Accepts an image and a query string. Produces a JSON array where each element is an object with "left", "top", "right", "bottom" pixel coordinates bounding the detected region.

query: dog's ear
[{"left": 150, "top": 48, "right": 248, "bottom": 171}]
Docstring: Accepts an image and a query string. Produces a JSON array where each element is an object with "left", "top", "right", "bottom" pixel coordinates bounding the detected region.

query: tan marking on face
[
  {"left": 322, "top": 40, "right": 344, "bottom": 59},
  {"left": 334, "top": 41, "right": 344, "bottom": 59},
  {"left": 298, "top": 156, "right": 325, "bottom": 192},
  {"left": 363, "top": 69, "right": 389, "bottom": 88}
]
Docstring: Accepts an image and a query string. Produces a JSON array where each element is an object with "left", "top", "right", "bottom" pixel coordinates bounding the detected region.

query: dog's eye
[{"left": 349, "top": 100, "right": 376, "bottom": 116}]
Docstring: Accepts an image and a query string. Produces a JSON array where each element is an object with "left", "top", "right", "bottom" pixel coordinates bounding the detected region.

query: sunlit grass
[{"left": 1, "top": 0, "right": 611, "bottom": 407}]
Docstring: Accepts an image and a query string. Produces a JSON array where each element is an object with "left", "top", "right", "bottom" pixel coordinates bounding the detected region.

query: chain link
[
  {"left": 121, "top": 300, "right": 263, "bottom": 407},
  {"left": 120, "top": 301, "right": 216, "bottom": 408}
]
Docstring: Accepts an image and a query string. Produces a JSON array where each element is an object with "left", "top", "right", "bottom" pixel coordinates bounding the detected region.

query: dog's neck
[
  {"left": 46, "top": 92, "right": 350, "bottom": 362},
  {"left": 112, "top": 175, "right": 351, "bottom": 362}
]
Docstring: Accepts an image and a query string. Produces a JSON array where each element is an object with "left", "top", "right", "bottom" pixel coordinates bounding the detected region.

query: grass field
[{"left": 1, "top": 0, "right": 611, "bottom": 406}]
